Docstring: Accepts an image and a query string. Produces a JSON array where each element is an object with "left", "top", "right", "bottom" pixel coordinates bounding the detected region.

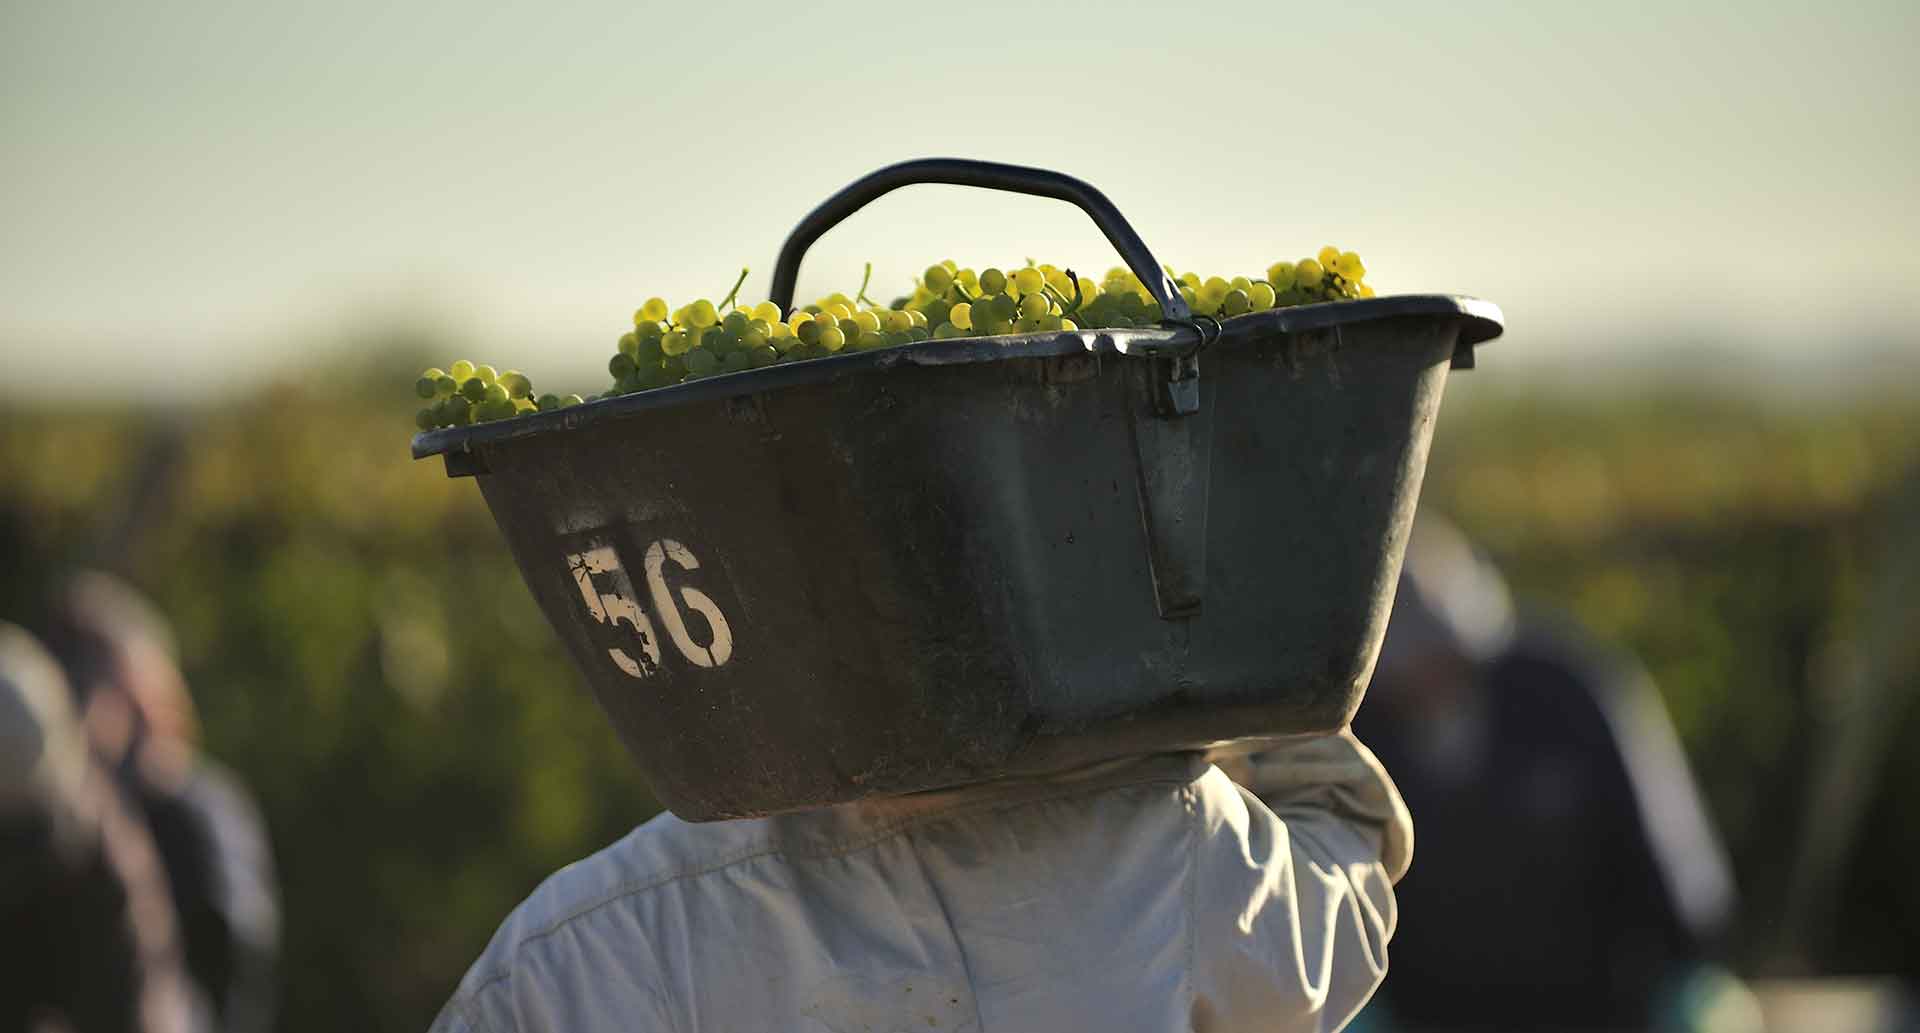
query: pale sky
[{"left": 4, "top": 0, "right": 1916, "bottom": 398}]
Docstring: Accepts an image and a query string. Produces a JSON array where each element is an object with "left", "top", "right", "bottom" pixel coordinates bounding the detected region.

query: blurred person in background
[
  {"left": 44, "top": 574, "right": 281, "bottom": 1033},
  {"left": 1352, "top": 516, "right": 1757, "bottom": 1033},
  {"left": 1, "top": 622, "right": 202, "bottom": 1033}
]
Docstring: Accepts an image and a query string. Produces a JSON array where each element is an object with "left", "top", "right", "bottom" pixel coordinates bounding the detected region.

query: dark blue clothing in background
[{"left": 1355, "top": 616, "right": 1734, "bottom": 1032}]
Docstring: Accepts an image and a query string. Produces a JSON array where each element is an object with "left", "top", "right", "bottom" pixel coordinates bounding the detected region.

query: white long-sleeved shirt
[{"left": 430, "top": 730, "right": 1412, "bottom": 1033}]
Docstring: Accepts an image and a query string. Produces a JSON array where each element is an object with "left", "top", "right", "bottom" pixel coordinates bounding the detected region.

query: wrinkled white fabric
[{"left": 432, "top": 730, "right": 1411, "bottom": 1033}]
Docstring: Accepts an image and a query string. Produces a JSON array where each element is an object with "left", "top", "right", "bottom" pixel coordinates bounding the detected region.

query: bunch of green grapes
[
  {"left": 1165, "top": 245, "right": 1374, "bottom": 320},
  {"left": 408, "top": 248, "right": 1381, "bottom": 429},
  {"left": 895, "top": 261, "right": 1100, "bottom": 338},
  {"left": 1070, "top": 266, "right": 1165, "bottom": 328},
  {"left": 609, "top": 266, "right": 937, "bottom": 394},
  {"left": 411, "top": 360, "right": 583, "bottom": 430}
]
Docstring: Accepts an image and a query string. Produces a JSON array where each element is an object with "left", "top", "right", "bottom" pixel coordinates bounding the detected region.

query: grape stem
[
  {"left": 1041, "top": 283, "right": 1076, "bottom": 314},
  {"left": 855, "top": 262, "right": 878, "bottom": 307},
  {"left": 718, "top": 267, "right": 750, "bottom": 311}
]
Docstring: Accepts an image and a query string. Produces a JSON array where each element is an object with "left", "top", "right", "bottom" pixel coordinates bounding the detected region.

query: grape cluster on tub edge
[{"left": 409, "top": 247, "right": 1372, "bottom": 430}]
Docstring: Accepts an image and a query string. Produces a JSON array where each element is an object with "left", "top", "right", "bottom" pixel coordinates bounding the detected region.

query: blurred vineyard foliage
[{"left": 1, "top": 347, "right": 1916, "bottom": 1030}]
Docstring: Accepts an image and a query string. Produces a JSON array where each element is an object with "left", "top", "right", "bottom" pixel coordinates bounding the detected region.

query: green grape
[
  {"left": 855, "top": 330, "right": 884, "bottom": 350},
  {"left": 610, "top": 352, "right": 637, "bottom": 379},
  {"left": 722, "top": 310, "right": 749, "bottom": 336},
  {"left": 979, "top": 268, "right": 1007, "bottom": 294},
  {"left": 818, "top": 325, "right": 847, "bottom": 352},
  {"left": 1318, "top": 246, "right": 1341, "bottom": 269},
  {"left": 636, "top": 320, "right": 666, "bottom": 340},
  {"left": 838, "top": 318, "right": 861, "bottom": 341},
  {"left": 882, "top": 309, "right": 911, "bottom": 333},
  {"left": 619, "top": 332, "right": 639, "bottom": 357},
  {"left": 1012, "top": 268, "right": 1044, "bottom": 297},
  {"left": 1335, "top": 251, "right": 1366, "bottom": 281},
  {"left": 751, "top": 301, "right": 782, "bottom": 323},
  {"left": 924, "top": 264, "right": 954, "bottom": 293},
  {"left": 994, "top": 293, "right": 1020, "bottom": 323},
  {"left": 483, "top": 383, "right": 509, "bottom": 405},
  {"left": 933, "top": 322, "right": 964, "bottom": 339},
  {"left": 907, "top": 326, "right": 931, "bottom": 342},
  {"left": 884, "top": 330, "right": 911, "bottom": 347},
  {"left": 1222, "top": 288, "right": 1251, "bottom": 316},
  {"left": 749, "top": 345, "right": 780, "bottom": 368},
  {"left": 638, "top": 297, "right": 669, "bottom": 323},
  {"left": 1060, "top": 318, "right": 1079, "bottom": 332},
  {"left": 1230, "top": 276, "right": 1252, "bottom": 294},
  {"left": 500, "top": 370, "right": 533, "bottom": 398},
  {"left": 742, "top": 326, "right": 769, "bottom": 349},
  {"left": 537, "top": 393, "right": 561, "bottom": 411},
  {"left": 852, "top": 309, "right": 881, "bottom": 333},
  {"left": 635, "top": 334, "right": 665, "bottom": 362},
  {"left": 685, "top": 347, "right": 719, "bottom": 376},
  {"left": 950, "top": 302, "right": 973, "bottom": 330},
  {"left": 688, "top": 299, "right": 719, "bottom": 328},
  {"left": 1267, "top": 262, "right": 1298, "bottom": 291},
  {"left": 414, "top": 376, "right": 437, "bottom": 399},
  {"left": 1018, "top": 293, "right": 1049, "bottom": 320},
  {"left": 662, "top": 329, "right": 692, "bottom": 355},
  {"left": 1295, "top": 258, "right": 1325, "bottom": 288},
  {"left": 415, "top": 408, "right": 435, "bottom": 429},
  {"left": 449, "top": 359, "right": 475, "bottom": 382},
  {"left": 906, "top": 308, "right": 928, "bottom": 329},
  {"left": 794, "top": 318, "right": 822, "bottom": 346},
  {"left": 434, "top": 375, "right": 457, "bottom": 397},
  {"left": 460, "top": 378, "right": 487, "bottom": 402},
  {"left": 475, "top": 364, "right": 498, "bottom": 386},
  {"left": 1249, "top": 282, "right": 1277, "bottom": 311},
  {"left": 561, "top": 394, "right": 584, "bottom": 407},
  {"left": 513, "top": 396, "right": 537, "bottom": 412}
]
